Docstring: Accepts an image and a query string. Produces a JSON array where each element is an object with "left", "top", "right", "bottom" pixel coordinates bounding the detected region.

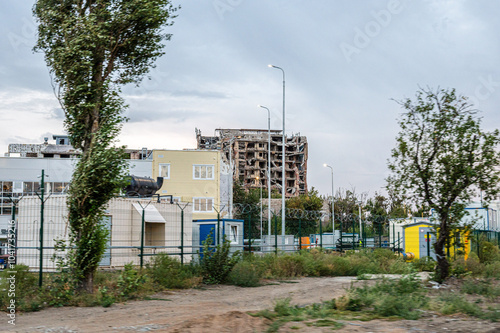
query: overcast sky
[{"left": 1, "top": 0, "right": 499, "bottom": 198}]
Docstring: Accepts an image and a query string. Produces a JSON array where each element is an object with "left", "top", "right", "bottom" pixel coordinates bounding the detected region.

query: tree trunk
[
  {"left": 81, "top": 270, "right": 94, "bottom": 293},
  {"left": 434, "top": 216, "right": 450, "bottom": 283}
]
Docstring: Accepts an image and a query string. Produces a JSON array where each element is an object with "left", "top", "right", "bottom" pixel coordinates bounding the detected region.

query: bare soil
[{"left": 6, "top": 274, "right": 500, "bottom": 333}]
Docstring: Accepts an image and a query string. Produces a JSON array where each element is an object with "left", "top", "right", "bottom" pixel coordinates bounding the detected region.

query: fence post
[
  {"left": 339, "top": 220, "right": 343, "bottom": 252},
  {"left": 378, "top": 222, "right": 382, "bottom": 249},
  {"left": 352, "top": 217, "right": 355, "bottom": 250},
  {"left": 136, "top": 200, "right": 152, "bottom": 270},
  {"left": 39, "top": 169, "right": 45, "bottom": 288},
  {"left": 397, "top": 232, "right": 401, "bottom": 254},
  {"left": 362, "top": 220, "right": 365, "bottom": 249},
  {"left": 319, "top": 218, "right": 323, "bottom": 249},
  {"left": 176, "top": 203, "right": 189, "bottom": 265},
  {"left": 476, "top": 231, "right": 480, "bottom": 255},
  {"left": 248, "top": 212, "right": 252, "bottom": 254},
  {"left": 217, "top": 211, "right": 220, "bottom": 246},
  {"left": 274, "top": 215, "right": 278, "bottom": 255},
  {"left": 392, "top": 223, "right": 396, "bottom": 252},
  {"left": 10, "top": 200, "right": 18, "bottom": 266},
  {"left": 298, "top": 218, "right": 302, "bottom": 252},
  {"left": 140, "top": 206, "right": 145, "bottom": 269},
  {"left": 427, "top": 232, "right": 430, "bottom": 258},
  {"left": 180, "top": 209, "right": 184, "bottom": 264}
]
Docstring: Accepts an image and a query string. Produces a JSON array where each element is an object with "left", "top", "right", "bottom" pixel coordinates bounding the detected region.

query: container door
[
  {"left": 199, "top": 224, "right": 216, "bottom": 260},
  {"left": 419, "top": 227, "right": 436, "bottom": 260}
]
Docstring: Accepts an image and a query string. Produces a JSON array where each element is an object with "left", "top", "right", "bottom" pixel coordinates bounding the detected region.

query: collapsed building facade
[{"left": 196, "top": 128, "right": 308, "bottom": 197}]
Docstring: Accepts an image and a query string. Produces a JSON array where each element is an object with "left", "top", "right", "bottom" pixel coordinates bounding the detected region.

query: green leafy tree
[
  {"left": 232, "top": 182, "right": 261, "bottom": 238},
  {"left": 387, "top": 88, "right": 500, "bottom": 282},
  {"left": 285, "top": 187, "right": 323, "bottom": 236},
  {"left": 364, "top": 193, "right": 389, "bottom": 217},
  {"left": 33, "top": 0, "right": 178, "bottom": 292},
  {"left": 329, "top": 188, "right": 364, "bottom": 232}
]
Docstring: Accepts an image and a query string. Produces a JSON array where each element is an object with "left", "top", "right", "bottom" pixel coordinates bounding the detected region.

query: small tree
[
  {"left": 387, "top": 87, "right": 500, "bottom": 282},
  {"left": 33, "top": 0, "right": 178, "bottom": 292},
  {"left": 286, "top": 187, "right": 323, "bottom": 236},
  {"left": 232, "top": 182, "right": 261, "bottom": 238}
]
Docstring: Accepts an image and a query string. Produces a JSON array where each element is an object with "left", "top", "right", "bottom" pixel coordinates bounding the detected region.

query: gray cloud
[{"left": 1, "top": 0, "right": 500, "bottom": 197}]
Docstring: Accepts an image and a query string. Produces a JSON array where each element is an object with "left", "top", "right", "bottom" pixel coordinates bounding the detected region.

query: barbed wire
[{"left": 232, "top": 203, "right": 392, "bottom": 223}]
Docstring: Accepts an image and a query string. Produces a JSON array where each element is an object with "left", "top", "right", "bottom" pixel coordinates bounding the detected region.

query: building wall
[
  {"left": 152, "top": 150, "right": 222, "bottom": 220},
  {"left": 196, "top": 128, "right": 308, "bottom": 197},
  {"left": 431, "top": 202, "right": 500, "bottom": 232},
  {"left": 16, "top": 196, "right": 193, "bottom": 270},
  {"left": 0, "top": 157, "right": 152, "bottom": 216}
]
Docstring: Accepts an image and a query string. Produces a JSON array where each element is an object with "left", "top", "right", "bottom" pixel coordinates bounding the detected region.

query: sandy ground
[{"left": 5, "top": 273, "right": 500, "bottom": 333}]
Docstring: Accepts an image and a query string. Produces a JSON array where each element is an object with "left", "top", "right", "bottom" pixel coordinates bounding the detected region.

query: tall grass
[{"left": 228, "top": 248, "right": 414, "bottom": 285}]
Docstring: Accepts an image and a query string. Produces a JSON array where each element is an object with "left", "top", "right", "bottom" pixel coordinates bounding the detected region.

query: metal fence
[{"left": 1, "top": 197, "right": 396, "bottom": 274}]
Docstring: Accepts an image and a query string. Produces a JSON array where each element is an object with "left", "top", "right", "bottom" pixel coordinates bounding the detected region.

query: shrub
[
  {"left": 228, "top": 260, "right": 262, "bottom": 287},
  {"left": 147, "top": 253, "right": 200, "bottom": 289},
  {"left": 343, "top": 274, "right": 427, "bottom": 319},
  {"left": 440, "top": 293, "right": 482, "bottom": 317},
  {"left": 388, "top": 259, "right": 414, "bottom": 274},
  {"left": 450, "top": 256, "right": 469, "bottom": 277},
  {"left": 97, "top": 287, "right": 115, "bottom": 307},
  {"left": 475, "top": 240, "right": 500, "bottom": 264},
  {"left": 465, "top": 253, "right": 485, "bottom": 276},
  {"left": 117, "top": 263, "right": 143, "bottom": 298},
  {"left": 461, "top": 279, "right": 500, "bottom": 298},
  {"left": 45, "top": 270, "right": 75, "bottom": 307},
  {"left": 411, "top": 256, "right": 436, "bottom": 272},
  {"left": 200, "top": 234, "right": 240, "bottom": 284},
  {"left": 484, "top": 261, "right": 500, "bottom": 279},
  {"left": 0, "top": 265, "right": 40, "bottom": 311}
]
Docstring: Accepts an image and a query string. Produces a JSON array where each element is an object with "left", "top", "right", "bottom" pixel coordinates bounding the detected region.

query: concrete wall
[{"left": 16, "top": 195, "right": 192, "bottom": 270}]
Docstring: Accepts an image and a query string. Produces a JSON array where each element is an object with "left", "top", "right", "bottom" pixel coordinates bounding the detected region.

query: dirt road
[{"left": 6, "top": 274, "right": 500, "bottom": 333}]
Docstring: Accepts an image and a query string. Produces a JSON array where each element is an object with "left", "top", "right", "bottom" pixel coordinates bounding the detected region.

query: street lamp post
[
  {"left": 358, "top": 202, "right": 363, "bottom": 247},
  {"left": 268, "top": 64, "right": 286, "bottom": 241},
  {"left": 256, "top": 176, "right": 263, "bottom": 242},
  {"left": 258, "top": 105, "right": 272, "bottom": 238},
  {"left": 323, "top": 164, "right": 335, "bottom": 244},
  {"left": 228, "top": 137, "right": 234, "bottom": 219}
]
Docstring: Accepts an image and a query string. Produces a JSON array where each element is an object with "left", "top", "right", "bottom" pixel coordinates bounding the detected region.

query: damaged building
[
  {"left": 7, "top": 135, "right": 152, "bottom": 160},
  {"left": 195, "top": 128, "right": 308, "bottom": 197}
]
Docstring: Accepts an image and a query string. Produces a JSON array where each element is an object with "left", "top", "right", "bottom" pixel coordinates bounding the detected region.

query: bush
[
  {"left": 343, "top": 274, "right": 428, "bottom": 319},
  {"left": 465, "top": 253, "right": 485, "bottom": 276},
  {"left": 117, "top": 263, "right": 144, "bottom": 298},
  {"left": 0, "top": 265, "right": 41, "bottom": 311},
  {"left": 440, "top": 293, "right": 483, "bottom": 317},
  {"left": 461, "top": 279, "right": 500, "bottom": 298},
  {"left": 228, "top": 260, "right": 262, "bottom": 287},
  {"left": 476, "top": 241, "right": 500, "bottom": 264},
  {"left": 200, "top": 234, "right": 240, "bottom": 284},
  {"left": 484, "top": 261, "right": 500, "bottom": 279},
  {"left": 411, "top": 256, "right": 436, "bottom": 272},
  {"left": 147, "top": 254, "right": 200, "bottom": 289}
]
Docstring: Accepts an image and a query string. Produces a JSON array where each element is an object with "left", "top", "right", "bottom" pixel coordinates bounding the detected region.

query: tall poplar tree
[
  {"left": 387, "top": 88, "right": 500, "bottom": 282},
  {"left": 33, "top": 0, "right": 178, "bottom": 292}
]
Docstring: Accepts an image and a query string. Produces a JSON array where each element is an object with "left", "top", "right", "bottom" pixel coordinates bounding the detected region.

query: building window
[
  {"left": 193, "top": 197, "right": 213, "bottom": 212},
  {"left": 193, "top": 165, "right": 214, "bottom": 180},
  {"left": 159, "top": 163, "right": 170, "bottom": 179}
]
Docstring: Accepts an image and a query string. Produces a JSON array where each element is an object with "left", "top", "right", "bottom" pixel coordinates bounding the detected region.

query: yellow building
[
  {"left": 152, "top": 150, "right": 228, "bottom": 220},
  {"left": 403, "top": 222, "right": 436, "bottom": 260},
  {"left": 403, "top": 222, "right": 472, "bottom": 260}
]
